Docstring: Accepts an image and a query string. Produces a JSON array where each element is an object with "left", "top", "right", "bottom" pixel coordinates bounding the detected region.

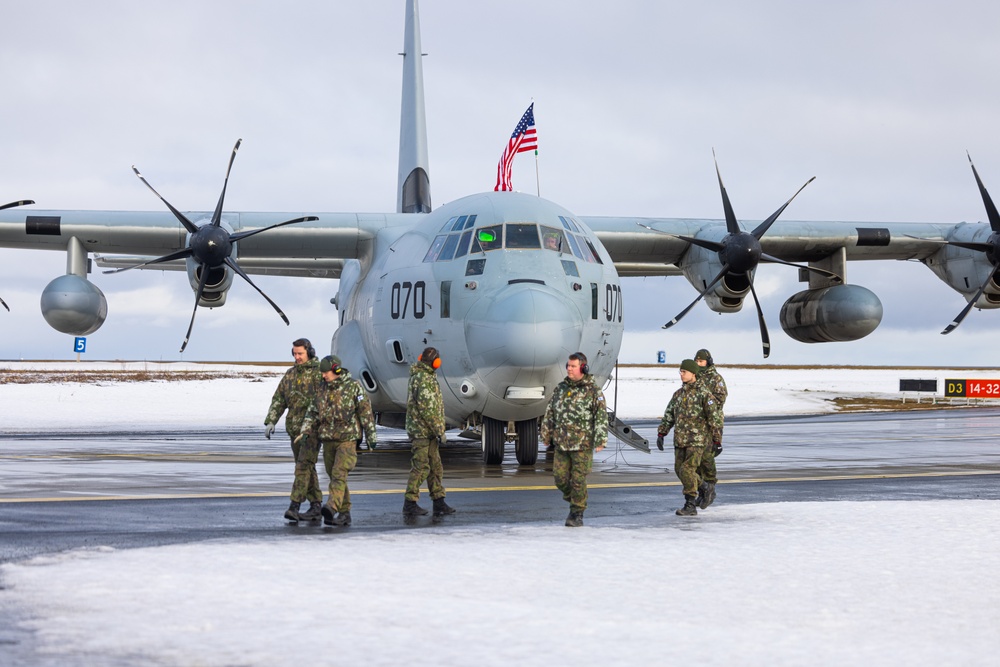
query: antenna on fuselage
[{"left": 397, "top": 0, "right": 432, "bottom": 213}]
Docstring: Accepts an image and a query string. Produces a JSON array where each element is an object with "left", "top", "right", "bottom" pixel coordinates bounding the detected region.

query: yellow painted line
[{"left": 1, "top": 469, "right": 998, "bottom": 503}]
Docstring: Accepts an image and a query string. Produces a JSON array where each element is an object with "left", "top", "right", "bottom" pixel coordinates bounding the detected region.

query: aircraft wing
[
  {"left": 585, "top": 215, "right": 955, "bottom": 276},
  {"left": 0, "top": 209, "right": 417, "bottom": 279}
]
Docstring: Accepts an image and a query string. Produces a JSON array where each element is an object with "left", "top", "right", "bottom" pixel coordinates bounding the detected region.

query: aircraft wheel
[
  {"left": 514, "top": 419, "right": 539, "bottom": 466},
  {"left": 482, "top": 416, "right": 505, "bottom": 465}
]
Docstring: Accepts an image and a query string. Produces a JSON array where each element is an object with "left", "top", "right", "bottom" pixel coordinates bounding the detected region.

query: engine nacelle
[
  {"left": 40, "top": 274, "right": 108, "bottom": 335},
  {"left": 779, "top": 284, "right": 882, "bottom": 343},
  {"left": 680, "top": 244, "right": 749, "bottom": 313},
  {"left": 923, "top": 223, "right": 1000, "bottom": 309},
  {"left": 185, "top": 256, "right": 233, "bottom": 307}
]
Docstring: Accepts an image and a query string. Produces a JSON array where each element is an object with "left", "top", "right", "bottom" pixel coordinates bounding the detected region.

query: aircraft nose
[{"left": 466, "top": 284, "right": 582, "bottom": 369}]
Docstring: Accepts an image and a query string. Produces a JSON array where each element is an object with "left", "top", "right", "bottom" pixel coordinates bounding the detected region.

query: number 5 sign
[{"left": 74, "top": 337, "right": 87, "bottom": 354}]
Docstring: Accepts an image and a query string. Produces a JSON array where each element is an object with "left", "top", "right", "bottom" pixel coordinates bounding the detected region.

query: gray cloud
[{"left": 2, "top": 0, "right": 1000, "bottom": 362}]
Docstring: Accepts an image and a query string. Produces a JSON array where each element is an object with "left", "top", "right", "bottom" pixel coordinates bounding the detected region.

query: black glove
[
  {"left": 656, "top": 434, "right": 664, "bottom": 451},
  {"left": 368, "top": 440, "right": 377, "bottom": 451},
  {"left": 713, "top": 442, "right": 723, "bottom": 456}
]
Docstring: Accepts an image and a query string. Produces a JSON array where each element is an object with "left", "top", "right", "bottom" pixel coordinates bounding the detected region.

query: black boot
[
  {"left": 333, "top": 511, "right": 352, "bottom": 526},
  {"left": 283, "top": 501, "right": 301, "bottom": 522},
  {"left": 300, "top": 501, "right": 322, "bottom": 521},
  {"left": 565, "top": 510, "right": 584, "bottom": 527},
  {"left": 696, "top": 482, "right": 708, "bottom": 508},
  {"left": 700, "top": 482, "right": 717, "bottom": 509},
  {"left": 321, "top": 504, "right": 336, "bottom": 525},
  {"left": 676, "top": 495, "right": 698, "bottom": 516},
  {"left": 402, "top": 499, "right": 429, "bottom": 516},
  {"left": 432, "top": 497, "right": 456, "bottom": 516}
]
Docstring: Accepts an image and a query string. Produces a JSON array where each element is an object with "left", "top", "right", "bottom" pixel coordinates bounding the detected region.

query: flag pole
[{"left": 532, "top": 99, "right": 540, "bottom": 197}]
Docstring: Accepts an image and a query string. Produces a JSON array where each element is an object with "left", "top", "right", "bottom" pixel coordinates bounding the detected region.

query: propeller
[
  {"left": 937, "top": 153, "right": 1000, "bottom": 334},
  {"left": 0, "top": 199, "right": 35, "bottom": 311},
  {"left": 647, "top": 151, "right": 839, "bottom": 358},
  {"left": 105, "top": 140, "right": 318, "bottom": 352}
]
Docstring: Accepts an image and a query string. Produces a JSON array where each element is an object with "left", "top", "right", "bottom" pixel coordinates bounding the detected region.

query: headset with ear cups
[
  {"left": 420, "top": 346, "right": 442, "bottom": 369},
  {"left": 568, "top": 352, "right": 589, "bottom": 375},
  {"left": 292, "top": 337, "right": 316, "bottom": 360}
]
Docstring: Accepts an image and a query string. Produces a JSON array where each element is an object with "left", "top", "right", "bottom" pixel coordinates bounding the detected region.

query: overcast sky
[{"left": 2, "top": 1, "right": 1000, "bottom": 365}]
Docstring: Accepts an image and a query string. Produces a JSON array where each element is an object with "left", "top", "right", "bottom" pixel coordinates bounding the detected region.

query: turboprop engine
[{"left": 779, "top": 284, "right": 882, "bottom": 343}]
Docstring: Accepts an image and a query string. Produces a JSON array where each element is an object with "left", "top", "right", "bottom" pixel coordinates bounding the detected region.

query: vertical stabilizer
[{"left": 397, "top": 0, "right": 432, "bottom": 213}]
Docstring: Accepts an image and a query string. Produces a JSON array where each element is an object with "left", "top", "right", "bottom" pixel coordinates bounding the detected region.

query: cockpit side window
[
  {"left": 477, "top": 225, "right": 503, "bottom": 251},
  {"left": 423, "top": 235, "right": 448, "bottom": 262},
  {"left": 541, "top": 226, "right": 566, "bottom": 252},
  {"left": 505, "top": 223, "right": 541, "bottom": 249}
]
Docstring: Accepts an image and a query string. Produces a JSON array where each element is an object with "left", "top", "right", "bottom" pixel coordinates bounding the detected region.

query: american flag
[{"left": 494, "top": 103, "right": 537, "bottom": 191}]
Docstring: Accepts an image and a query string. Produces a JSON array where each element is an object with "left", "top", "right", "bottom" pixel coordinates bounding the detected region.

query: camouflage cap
[
  {"left": 320, "top": 355, "right": 343, "bottom": 373},
  {"left": 695, "top": 349, "right": 712, "bottom": 361},
  {"left": 680, "top": 359, "right": 700, "bottom": 374}
]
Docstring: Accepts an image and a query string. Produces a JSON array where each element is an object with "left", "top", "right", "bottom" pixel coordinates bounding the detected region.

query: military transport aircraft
[{"left": 2, "top": 0, "right": 1000, "bottom": 465}]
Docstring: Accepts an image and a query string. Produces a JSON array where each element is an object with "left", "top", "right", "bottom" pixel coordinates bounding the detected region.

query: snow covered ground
[
  {"left": 1, "top": 360, "right": 995, "bottom": 431},
  {"left": 2, "top": 362, "right": 999, "bottom": 665}
]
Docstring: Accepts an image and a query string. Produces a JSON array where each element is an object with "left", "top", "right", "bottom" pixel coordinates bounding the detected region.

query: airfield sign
[{"left": 944, "top": 379, "right": 1000, "bottom": 398}]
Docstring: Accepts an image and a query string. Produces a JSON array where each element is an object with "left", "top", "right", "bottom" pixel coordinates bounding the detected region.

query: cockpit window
[
  {"left": 454, "top": 229, "right": 473, "bottom": 259},
  {"left": 565, "top": 232, "right": 584, "bottom": 260},
  {"left": 423, "top": 235, "right": 448, "bottom": 262},
  {"left": 477, "top": 225, "right": 503, "bottom": 251},
  {"left": 541, "top": 226, "right": 566, "bottom": 252},
  {"left": 505, "top": 223, "right": 541, "bottom": 249},
  {"left": 584, "top": 238, "right": 604, "bottom": 265},
  {"left": 438, "top": 232, "right": 461, "bottom": 261}
]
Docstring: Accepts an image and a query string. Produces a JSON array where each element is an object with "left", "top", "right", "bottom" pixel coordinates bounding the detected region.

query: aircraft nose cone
[{"left": 466, "top": 284, "right": 581, "bottom": 369}]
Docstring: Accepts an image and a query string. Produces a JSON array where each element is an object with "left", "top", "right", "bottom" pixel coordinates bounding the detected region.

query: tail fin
[{"left": 397, "top": 0, "right": 432, "bottom": 213}]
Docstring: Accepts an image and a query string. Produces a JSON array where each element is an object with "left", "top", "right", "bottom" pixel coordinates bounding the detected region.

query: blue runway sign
[{"left": 74, "top": 337, "right": 86, "bottom": 353}]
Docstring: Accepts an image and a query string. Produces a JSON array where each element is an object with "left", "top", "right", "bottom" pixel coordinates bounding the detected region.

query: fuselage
[{"left": 333, "top": 191, "right": 624, "bottom": 428}]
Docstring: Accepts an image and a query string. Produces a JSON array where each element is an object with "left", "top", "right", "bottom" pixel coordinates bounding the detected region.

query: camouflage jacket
[
  {"left": 405, "top": 361, "right": 446, "bottom": 440},
  {"left": 300, "top": 371, "right": 377, "bottom": 445},
  {"left": 540, "top": 375, "right": 608, "bottom": 452},
  {"left": 264, "top": 358, "right": 322, "bottom": 438},
  {"left": 658, "top": 381, "right": 723, "bottom": 449},
  {"left": 696, "top": 365, "right": 728, "bottom": 406}
]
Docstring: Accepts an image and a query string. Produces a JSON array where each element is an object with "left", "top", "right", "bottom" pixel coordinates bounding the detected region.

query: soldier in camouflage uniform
[
  {"left": 403, "top": 347, "right": 455, "bottom": 517},
  {"left": 694, "top": 348, "right": 727, "bottom": 509},
  {"left": 657, "top": 358, "right": 723, "bottom": 517},
  {"left": 264, "top": 338, "right": 323, "bottom": 522},
  {"left": 298, "top": 355, "right": 377, "bottom": 527},
  {"left": 540, "top": 352, "right": 608, "bottom": 527}
]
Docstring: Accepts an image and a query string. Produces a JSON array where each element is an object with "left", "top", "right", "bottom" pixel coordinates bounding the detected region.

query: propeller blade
[
  {"left": 211, "top": 139, "right": 243, "bottom": 227},
  {"left": 0, "top": 296, "right": 8, "bottom": 311},
  {"left": 224, "top": 257, "right": 290, "bottom": 325},
  {"left": 180, "top": 263, "right": 212, "bottom": 353},
  {"left": 0, "top": 199, "right": 34, "bottom": 211},
  {"left": 968, "top": 152, "right": 1000, "bottom": 233},
  {"left": 750, "top": 176, "right": 816, "bottom": 239},
  {"left": 229, "top": 216, "right": 319, "bottom": 243},
  {"left": 101, "top": 247, "right": 193, "bottom": 274},
  {"left": 132, "top": 166, "right": 200, "bottom": 234},
  {"left": 635, "top": 223, "right": 725, "bottom": 252},
  {"left": 713, "top": 149, "right": 740, "bottom": 235},
  {"left": 675, "top": 234, "right": 725, "bottom": 253},
  {"left": 747, "top": 277, "right": 771, "bottom": 358},
  {"left": 942, "top": 263, "right": 997, "bottom": 334},
  {"left": 759, "top": 253, "right": 843, "bottom": 283},
  {"left": 663, "top": 264, "right": 730, "bottom": 329}
]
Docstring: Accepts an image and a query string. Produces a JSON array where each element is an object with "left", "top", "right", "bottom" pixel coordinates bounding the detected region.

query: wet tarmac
[{"left": 1, "top": 408, "right": 999, "bottom": 563}]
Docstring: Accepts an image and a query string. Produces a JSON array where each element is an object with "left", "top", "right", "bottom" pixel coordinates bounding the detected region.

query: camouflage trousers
[
  {"left": 698, "top": 447, "right": 717, "bottom": 485},
  {"left": 289, "top": 433, "right": 322, "bottom": 504},
  {"left": 322, "top": 439, "right": 357, "bottom": 513},
  {"left": 553, "top": 448, "right": 593, "bottom": 513},
  {"left": 405, "top": 437, "right": 445, "bottom": 502},
  {"left": 674, "top": 446, "right": 705, "bottom": 497}
]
